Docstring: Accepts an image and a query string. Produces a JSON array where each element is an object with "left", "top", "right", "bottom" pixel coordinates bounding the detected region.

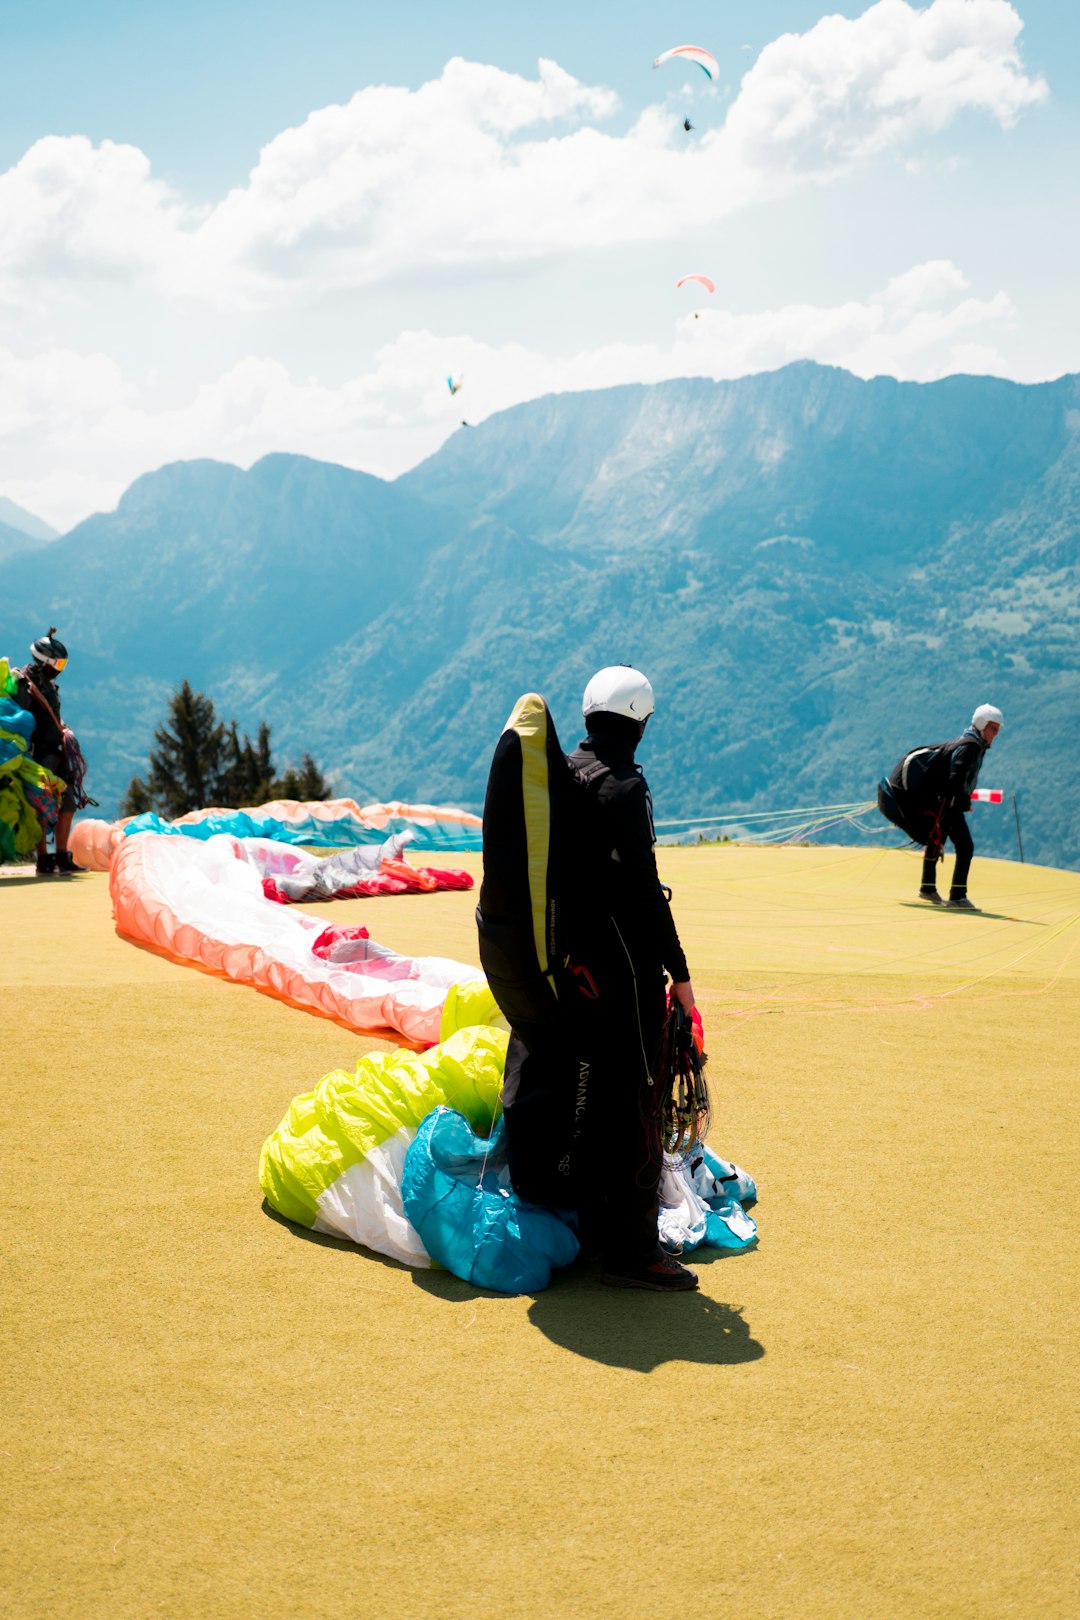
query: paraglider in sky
[
  {"left": 683, "top": 117, "right": 694, "bottom": 133},
  {"left": 676, "top": 274, "right": 716, "bottom": 295},
  {"left": 654, "top": 45, "right": 721, "bottom": 82},
  {"left": 447, "top": 375, "right": 463, "bottom": 396}
]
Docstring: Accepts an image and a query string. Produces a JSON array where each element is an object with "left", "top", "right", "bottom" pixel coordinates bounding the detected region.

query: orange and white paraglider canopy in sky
[
  {"left": 676, "top": 274, "right": 716, "bottom": 295},
  {"left": 654, "top": 45, "right": 721, "bottom": 82}
]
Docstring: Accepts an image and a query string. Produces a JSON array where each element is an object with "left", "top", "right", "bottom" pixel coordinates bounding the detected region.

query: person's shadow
[
  {"left": 412, "top": 1262, "right": 765, "bottom": 1372},
  {"left": 264, "top": 1201, "right": 765, "bottom": 1372},
  {"left": 897, "top": 903, "right": 1045, "bottom": 924}
]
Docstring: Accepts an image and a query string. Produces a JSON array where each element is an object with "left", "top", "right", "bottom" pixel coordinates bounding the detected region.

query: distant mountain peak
[{"left": 0, "top": 495, "right": 59, "bottom": 542}]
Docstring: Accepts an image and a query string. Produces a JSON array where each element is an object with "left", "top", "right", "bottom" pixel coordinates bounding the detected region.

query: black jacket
[
  {"left": 567, "top": 734, "right": 690, "bottom": 983},
  {"left": 14, "top": 663, "right": 64, "bottom": 757},
  {"left": 946, "top": 726, "right": 990, "bottom": 812},
  {"left": 886, "top": 727, "right": 988, "bottom": 816}
]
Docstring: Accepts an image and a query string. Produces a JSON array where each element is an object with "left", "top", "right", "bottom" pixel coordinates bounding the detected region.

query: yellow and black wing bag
[{"left": 476, "top": 693, "right": 579, "bottom": 1033}]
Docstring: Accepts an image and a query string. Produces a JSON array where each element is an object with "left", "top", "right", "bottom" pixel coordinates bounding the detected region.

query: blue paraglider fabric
[{"left": 402, "top": 1107, "right": 579, "bottom": 1295}]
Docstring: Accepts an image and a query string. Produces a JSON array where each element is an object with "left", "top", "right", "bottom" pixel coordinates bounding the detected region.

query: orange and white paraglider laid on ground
[
  {"left": 72, "top": 798, "right": 493, "bottom": 1044},
  {"left": 107, "top": 828, "right": 497, "bottom": 1045}
]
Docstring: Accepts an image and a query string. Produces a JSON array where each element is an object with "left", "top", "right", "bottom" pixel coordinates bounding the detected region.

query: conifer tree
[
  {"left": 120, "top": 775, "right": 154, "bottom": 817},
  {"left": 142, "top": 680, "right": 226, "bottom": 818},
  {"left": 272, "top": 753, "right": 331, "bottom": 802},
  {"left": 120, "top": 685, "right": 331, "bottom": 815}
]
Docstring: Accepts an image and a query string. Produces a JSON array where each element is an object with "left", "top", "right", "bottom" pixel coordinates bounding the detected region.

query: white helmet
[
  {"left": 582, "top": 665, "right": 655, "bottom": 722},
  {"left": 971, "top": 703, "right": 1003, "bottom": 733}
]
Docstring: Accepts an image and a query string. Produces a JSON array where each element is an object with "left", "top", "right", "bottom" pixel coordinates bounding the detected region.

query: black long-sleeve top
[
  {"left": 567, "top": 734, "right": 690, "bottom": 983},
  {"left": 15, "top": 662, "right": 64, "bottom": 756},
  {"left": 947, "top": 726, "right": 990, "bottom": 812}
]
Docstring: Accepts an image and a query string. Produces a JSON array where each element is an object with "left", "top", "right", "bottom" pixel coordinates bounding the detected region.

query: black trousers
[
  {"left": 922, "top": 810, "right": 974, "bottom": 894},
  {"left": 502, "top": 928, "right": 666, "bottom": 1267}
]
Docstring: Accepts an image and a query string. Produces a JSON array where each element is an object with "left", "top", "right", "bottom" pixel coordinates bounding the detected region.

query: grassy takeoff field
[{"left": 3, "top": 844, "right": 1079, "bottom": 1620}]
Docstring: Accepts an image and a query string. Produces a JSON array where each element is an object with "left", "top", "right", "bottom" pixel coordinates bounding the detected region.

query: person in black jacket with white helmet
[
  {"left": 918, "top": 703, "right": 1003, "bottom": 911},
  {"left": 501, "top": 665, "right": 699, "bottom": 1292}
]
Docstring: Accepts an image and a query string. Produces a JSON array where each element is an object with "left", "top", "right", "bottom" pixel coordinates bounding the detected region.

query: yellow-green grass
[{"left": 3, "top": 845, "right": 1078, "bottom": 1620}]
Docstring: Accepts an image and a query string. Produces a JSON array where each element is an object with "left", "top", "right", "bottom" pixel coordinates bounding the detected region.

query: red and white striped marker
[{"left": 970, "top": 789, "right": 1004, "bottom": 804}]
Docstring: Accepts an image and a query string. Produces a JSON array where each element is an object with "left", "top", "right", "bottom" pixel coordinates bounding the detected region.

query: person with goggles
[{"left": 16, "top": 629, "right": 85, "bottom": 875}]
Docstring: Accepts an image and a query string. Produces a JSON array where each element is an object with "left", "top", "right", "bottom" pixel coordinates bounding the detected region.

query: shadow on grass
[
  {"left": 529, "top": 1278, "right": 764, "bottom": 1371},
  {"left": 263, "top": 1201, "right": 765, "bottom": 1370},
  {"left": 897, "top": 903, "right": 1045, "bottom": 924},
  {"left": 412, "top": 1255, "right": 765, "bottom": 1371},
  {"left": 0, "top": 873, "right": 91, "bottom": 887}
]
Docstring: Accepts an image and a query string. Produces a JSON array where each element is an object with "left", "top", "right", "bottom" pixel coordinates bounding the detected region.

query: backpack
[
  {"left": 877, "top": 740, "right": 953, "bottom": 844},
  {"left": 476, "top": 693, "right": 604, "bottom": 1033},
  {"left": 15, "top": 668, "right": 98, "bottom": 808}
]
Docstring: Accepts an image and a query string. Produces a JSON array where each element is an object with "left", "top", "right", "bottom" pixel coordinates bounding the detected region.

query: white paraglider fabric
[{"left": 110, "top": 831, "right": 486, "bottom": 1044}]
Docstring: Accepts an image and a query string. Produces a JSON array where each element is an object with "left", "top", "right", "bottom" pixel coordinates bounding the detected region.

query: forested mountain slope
[{"left": 4, "top": 364, "right": 1077, "bottom": 868}]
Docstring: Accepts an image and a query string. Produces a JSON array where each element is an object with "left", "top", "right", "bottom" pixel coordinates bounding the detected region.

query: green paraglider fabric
[{"left": 259, "top": 1024, "right": 507, "bottom": 1266}]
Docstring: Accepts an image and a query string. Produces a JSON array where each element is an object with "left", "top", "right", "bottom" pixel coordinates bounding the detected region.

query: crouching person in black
[{"left": 918, "top": 704, "right": 1003, "bottom": 911}]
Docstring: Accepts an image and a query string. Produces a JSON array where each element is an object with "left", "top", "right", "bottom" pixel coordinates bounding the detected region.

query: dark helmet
[{"left": 30, "top": 627, "right": 68, "bottom": 671}]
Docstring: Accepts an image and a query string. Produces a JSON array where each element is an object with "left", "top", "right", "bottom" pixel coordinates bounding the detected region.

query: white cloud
[
  {"left": 1, "top": 261, "right": 1025, "bottom": 530},
  {"left": 726, "top": 0, "right": 1047, "bottom": 167},
  {"left": 0, "top": 2, "right": 1055, "bottom": 530},
  {"left": 0, "top": 341, "right": 129, "bottom": 434},
  {"left": 0, "top": 2, "right": 1046, "bottom": 305},
  {"left": 0, "top": 136, "right": 191, "bottom": 302}
]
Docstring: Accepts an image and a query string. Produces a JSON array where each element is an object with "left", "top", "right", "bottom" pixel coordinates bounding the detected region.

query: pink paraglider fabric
[
  {"left": 108, "top": 832, "right": 484, "bottom": 1045},
  {"left": 244, "top": 835, "right": 474, "bottom": 905}
]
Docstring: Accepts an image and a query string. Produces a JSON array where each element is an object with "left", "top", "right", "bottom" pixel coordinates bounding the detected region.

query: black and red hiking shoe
[{"left": 601, "top": 1254, "right": 699, "bottom": 1292}]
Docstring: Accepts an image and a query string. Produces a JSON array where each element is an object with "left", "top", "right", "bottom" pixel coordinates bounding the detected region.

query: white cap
[
  {"left": 582, "top": 665, "right": 656, "bottom": 722},
  {"left": 971, "top": 703, "right": 1003, "bottom": 733}
]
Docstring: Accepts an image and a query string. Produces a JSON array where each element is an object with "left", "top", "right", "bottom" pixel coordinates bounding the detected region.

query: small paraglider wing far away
[
  {"left": 654, "top": 45, "right": 721, "bottom": 82},
  {"left": 676, "top": 274, "right": 715, "bottom": 295},
  {"left": 683, "top": 117, "right": 694, "bottom": 133},
  {"left": 446, "top": 375, "right": 463, "bottom": 396}
]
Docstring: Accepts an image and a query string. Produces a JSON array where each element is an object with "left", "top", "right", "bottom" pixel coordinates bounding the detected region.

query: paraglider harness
[
  {"left": 645, "top": 999, "right": 710, "bottom": 1159},
  {"left": 19, "top": 672, "right": 99, "bottom": 810},
  {"left": 877, "top": 740, "right": 959, "bottom": 855}
]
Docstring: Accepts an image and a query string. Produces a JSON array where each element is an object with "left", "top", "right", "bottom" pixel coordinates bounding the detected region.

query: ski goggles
[{"left": 50, "top": 657, "right": 68, "bottom": 672}]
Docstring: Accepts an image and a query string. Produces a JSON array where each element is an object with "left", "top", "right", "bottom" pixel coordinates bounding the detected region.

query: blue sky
[{"left": 0, "top": 0, "right": 1075, "bottom": 528}]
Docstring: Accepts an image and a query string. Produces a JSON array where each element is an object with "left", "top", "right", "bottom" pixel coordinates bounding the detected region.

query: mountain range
[
  {"left": 3, "top": 362, "right": 1078, "bottom": 870},
  {"left": 0, "top": 496, "right": 59, "bottom": 564}
]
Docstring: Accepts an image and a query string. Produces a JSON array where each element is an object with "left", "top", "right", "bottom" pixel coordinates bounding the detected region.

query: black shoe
[
  {"left": 35, "top": 853, "right": 57, "bottom": 875},
  {"left": 601, "top": 1254, "right": 699, "bottom": 1292},
  {"left": 918, "top": 886, "right": 944, "bottom": 905},
  {"left": 55, "top": 850, "right": 87, "bottom": 874},
  {"left": 946, "top": 895, "right": 980, "bottom": 911}
]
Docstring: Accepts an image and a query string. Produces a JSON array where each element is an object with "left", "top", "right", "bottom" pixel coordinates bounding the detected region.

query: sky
[{"left": 1, "top": 0, "right": 1076, "bottom": 530}]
